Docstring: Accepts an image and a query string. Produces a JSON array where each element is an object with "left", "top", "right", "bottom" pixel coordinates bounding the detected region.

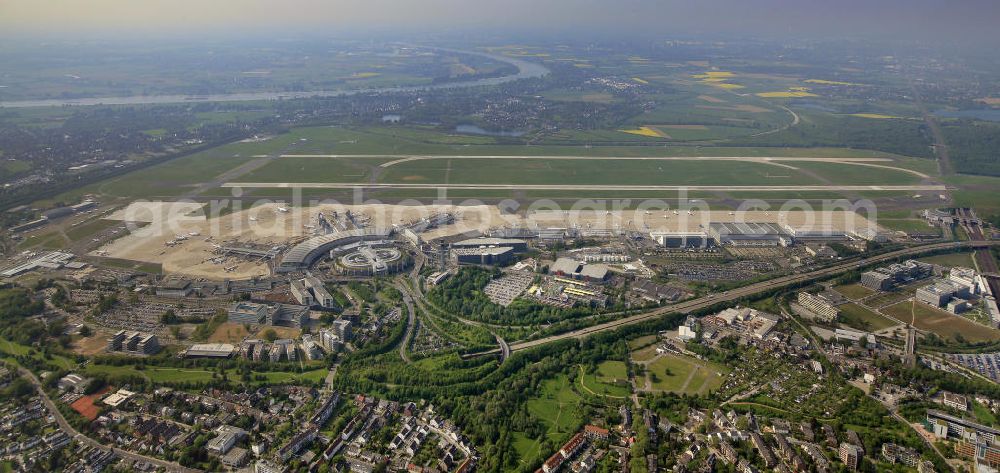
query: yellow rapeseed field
[
  {"left": 849, "top": 113, "right": 900, "bottom": 119},
  {"left": 756, "top": 90, "right": 818, "bottom": 98},
  {"left": 804, "top": 79, "right": 860, "bottom": 86},
  {"left": 692, "top": 71, "right": 743, "bottom": 89},
  {"left": 618, "top": 126, "right": 667, "bottom": 138}
]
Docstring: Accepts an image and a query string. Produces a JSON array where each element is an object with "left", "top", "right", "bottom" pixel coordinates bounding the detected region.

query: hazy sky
[{"left": 3, "top": 0, "right": 1000, "bottom": 42}]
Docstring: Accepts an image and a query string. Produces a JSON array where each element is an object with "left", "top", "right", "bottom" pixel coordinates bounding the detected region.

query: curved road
[
  {"left": 18, "top": 367, "right": 200, "bottom": 473},
  {"left": 396, "top": 284, "right": 417, "bottom": 363},
  {"left": 477, "top": 240, "right": 997, "bottom": 355}
]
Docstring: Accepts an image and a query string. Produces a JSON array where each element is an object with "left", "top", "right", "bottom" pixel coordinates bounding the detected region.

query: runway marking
[{"left": 221, "top": 182, "right": 947, "bottom": 192}]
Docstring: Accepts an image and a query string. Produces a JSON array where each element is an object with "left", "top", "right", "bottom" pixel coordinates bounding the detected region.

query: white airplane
[
  {"left": 188, "top": 232, "right": 200, "bottom": 236},
  {"left": 249, "top": 217, "right": 258, "bottom": 222},
  {"left": 277, "top": 207, "right": 289, "bottom": 213}
]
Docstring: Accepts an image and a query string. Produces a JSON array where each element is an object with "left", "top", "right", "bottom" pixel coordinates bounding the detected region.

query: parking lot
[
  {"left": 483, "top": 271, "right": 534, "bottom": 307},
  {"left": 949, "top": 352, "right": 1000, "bottom": 381}
]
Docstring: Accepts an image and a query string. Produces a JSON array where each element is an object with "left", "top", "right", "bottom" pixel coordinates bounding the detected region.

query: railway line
[{"left": 482, "top": 240, "right": 998, "bottom": 355}]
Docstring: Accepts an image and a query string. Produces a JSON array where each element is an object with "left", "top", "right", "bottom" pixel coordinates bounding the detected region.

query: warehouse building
[
  {"left": 184, "top": 343, "right": 236, "bottom": 358},
  {"left": 782, "top": 224, "right": 849, "bottom": 242},
  {"left": 708, "top": 222, "right": 790, "bottom": 247},
  {"left": 549, "top": 257, "right": 610, "bottom": 283},
  {"left": 649, "top": 231, "right": 710, "bottom": 249},
  {"left": 8, "top": 217, "right": 49, "bottom": 234},
  {"left": 155, "top": 278, "right": 193, "bottom": 298}
]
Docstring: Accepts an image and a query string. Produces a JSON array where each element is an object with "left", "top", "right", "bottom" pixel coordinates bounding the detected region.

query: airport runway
[{"left": 222, "top": 182, "right": 947, "bottom": 192}]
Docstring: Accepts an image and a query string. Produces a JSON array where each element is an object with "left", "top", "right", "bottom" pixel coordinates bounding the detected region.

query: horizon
[{"left": 3, "top": 0, "right": 1000, "bottom": 45}]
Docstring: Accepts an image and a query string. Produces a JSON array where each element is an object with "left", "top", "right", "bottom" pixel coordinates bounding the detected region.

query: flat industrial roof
[
  {"left": 709, "top": 222, "right": 786, "bottom": 236},
  {"left": 186, "top": 343, "right": 235, "bottom": 357}
]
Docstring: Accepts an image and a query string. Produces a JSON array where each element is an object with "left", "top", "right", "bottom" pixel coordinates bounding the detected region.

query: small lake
[
  {"left": 933, "top": 109, "right": 1000, "bottom": 122},
  {"left": 455, "top": 124, "right": 525, "bottom": 137}
]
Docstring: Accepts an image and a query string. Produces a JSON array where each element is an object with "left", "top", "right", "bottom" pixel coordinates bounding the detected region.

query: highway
[
  {"left": 495, "top": 240, "right": 998, "bottom": 354},
  {"left": 397, "top": 286, "right": 417, "bottom": 363}
]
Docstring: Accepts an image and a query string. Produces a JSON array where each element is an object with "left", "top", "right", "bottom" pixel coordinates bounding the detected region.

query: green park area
[
  {"left": 513, "top": 374, "right": 588, "bottom": 468},
  {"left": 641, "top": 352, "right": 729, "bottom": 395},
  {"left": 578, "top": 361, "right": 630, "bottom": 398}
]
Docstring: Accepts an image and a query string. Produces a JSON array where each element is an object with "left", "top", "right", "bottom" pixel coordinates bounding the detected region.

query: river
[{"left": 0, "top": 46, "right": 549, "bottom": 109}]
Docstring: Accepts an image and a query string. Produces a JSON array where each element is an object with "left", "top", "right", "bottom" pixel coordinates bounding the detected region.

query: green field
[
  {"left": 64, "top": 218, "right": 122, "bottom": 242},
  {"left": 879, "top": 219, "right": 941, "bottom": 235},
  {"left": 44, "top": 124, "right": 933, "bottom": 204},
  {"left": 882, "top": 300, "right": 1000, "bottom": 343},
  {"left": 578, "top": 361, "right": 630, "bottom": 398},
  {"left": 643, "top": 353, "right": 728, "bottom": 394},
  {"left": 84, "top": 363, "right": 328, "bottom": 386},
  {"left": 833, "top": 284, "right": 876, "bottom": 300},
  {"left": 513, "top": 374, "right": 587, "bottom": 467},
  {"left": 0, "top": 337, "right": 76, "bottom": 370},
  {"left": 239, "top": 156, "right": 388, "bottom": 183},
  {"left": 919, "top": 252, "right": 977, "bottom": 268},
  {"left": 838, "top": 303, "right": 900, "bottom": 331}
]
